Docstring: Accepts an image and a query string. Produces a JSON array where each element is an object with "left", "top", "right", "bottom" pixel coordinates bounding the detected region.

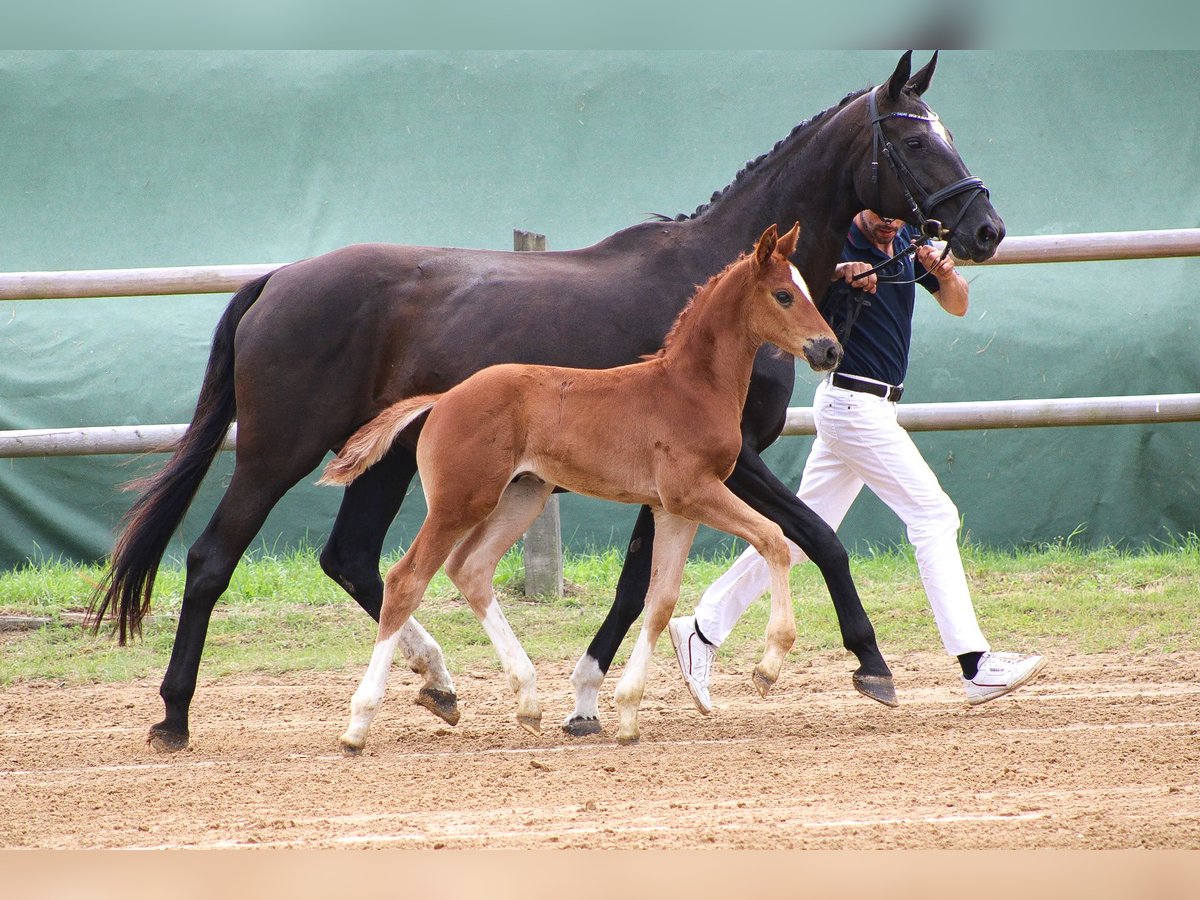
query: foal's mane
[
  {"left": 642, "top": 252, "right": 751, "bottom": 360},
  {"left": 654, "top": 87, "right": 870, "bottom": 224}
]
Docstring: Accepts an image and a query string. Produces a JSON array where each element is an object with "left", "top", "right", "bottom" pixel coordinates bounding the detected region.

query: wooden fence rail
[
  {"left": 4, "top": 393, "right": 1200, "bottom": 461},
  {"left": 1, "top": 228, "right": 1198, "bottom": 302}
]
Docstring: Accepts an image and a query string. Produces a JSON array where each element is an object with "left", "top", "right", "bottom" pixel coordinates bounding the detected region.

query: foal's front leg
[
  {"left": 670, "top": 480, "right": 798, "bottom": 697},
  {"left": 613, "top": 510, "right": 698, "bottom": 744}
]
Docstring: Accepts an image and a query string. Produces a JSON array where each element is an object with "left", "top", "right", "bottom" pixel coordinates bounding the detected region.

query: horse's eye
[
  {"left": 905, "top": 137, "right": 923, "bottom": 150},
  {"left": 774, "top": 290, "right": 793, "bottom": 307}
]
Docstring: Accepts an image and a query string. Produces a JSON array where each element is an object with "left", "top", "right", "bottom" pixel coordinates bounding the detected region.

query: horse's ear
[
  {"left": 906, "top": 51, "right": 938, "bottom": 97},
  {"left": 885, "top": 51, "right": 914, "bottom": 101},
  {"left": 755, "top": 223, "right": 779, "bottom": 267},
  {"left": 776, "top": 222, "right": 801, "bottom": 260}
]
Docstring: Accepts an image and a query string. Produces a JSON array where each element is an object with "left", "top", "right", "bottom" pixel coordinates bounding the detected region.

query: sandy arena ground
[{"left": 3, "top": 648, "right": 1199, "bottom": 850}]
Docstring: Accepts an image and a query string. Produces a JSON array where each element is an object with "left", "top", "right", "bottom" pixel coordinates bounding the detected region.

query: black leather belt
[{"left": 831, "top": 373, "right": 904, "bottom": 402}]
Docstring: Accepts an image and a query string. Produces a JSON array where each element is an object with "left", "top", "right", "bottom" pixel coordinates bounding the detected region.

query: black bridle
[
  {"left": 853, "top": 87, "right": 990, "bottom": 285},
  {"left": 829, "top": 88, "right": 992, "bottom": 341}
]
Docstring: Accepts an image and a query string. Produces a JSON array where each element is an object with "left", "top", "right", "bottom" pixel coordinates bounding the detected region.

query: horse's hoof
[
  {"left": 616, "top": 730, "right": 640, "bottom": 746},
  {"left": 339, "top": 736, "right": 364, "bottom": 757},
  {"left": 561, "top": 715, "right": 603, "bottom": 737},
  {"left": 752, "top": 667, "right": 775, "bottom": 698},
  {"left": 147, "top": 725, "right": 189, "bottom": 753},
  {"left": 414, "top": 687, "right": 461, "bottom": 726},
  {"left": 516, "top": 714, "right": 542, "bottom": 736},
  {"left": 853, "top": 672, "right": 899, "bottom": 708}
]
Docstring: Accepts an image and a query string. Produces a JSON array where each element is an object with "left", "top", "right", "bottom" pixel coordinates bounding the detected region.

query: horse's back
[{"left": 231, "top": 239, "right": 688, "bottom": 427}]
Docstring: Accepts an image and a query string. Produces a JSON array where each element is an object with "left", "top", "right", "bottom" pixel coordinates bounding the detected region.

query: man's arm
[{"left": 916, "top": 245, "right": 969, "bottom": 317}]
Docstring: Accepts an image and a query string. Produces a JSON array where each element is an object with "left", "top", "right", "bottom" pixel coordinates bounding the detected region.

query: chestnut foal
[{"left": 321, "top": 223, "right": 841, "bottom": 750}]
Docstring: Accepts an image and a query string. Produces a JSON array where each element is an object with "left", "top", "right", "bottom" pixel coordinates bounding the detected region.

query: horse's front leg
[
  {"left": 613, "top": 511, "right": 698, "bottom": 744},
  {"left": 563, "top": 505, "right": 656, "bottom": 736}
]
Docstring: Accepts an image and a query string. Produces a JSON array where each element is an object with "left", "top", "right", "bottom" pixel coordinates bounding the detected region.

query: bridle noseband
[{"left": 852, "top": 88, "right": 991, "bottom": 285}]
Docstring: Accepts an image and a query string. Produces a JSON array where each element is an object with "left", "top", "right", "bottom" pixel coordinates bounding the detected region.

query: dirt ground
[{"left": 3, "top": 648, "right": 1199, "bottom": 850}]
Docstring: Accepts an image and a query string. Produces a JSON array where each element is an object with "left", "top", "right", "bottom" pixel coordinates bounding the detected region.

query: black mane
[{"left": 656, "top": 87, "right": 871, "bottom": 224}]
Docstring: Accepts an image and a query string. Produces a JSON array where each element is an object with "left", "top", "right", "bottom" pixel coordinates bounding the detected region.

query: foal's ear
[
  {"left": 776, "top": 222, "right": 801, "bottom": 260},
  {"left": 906, "top": 51, "right": 938, "bottom": 97},
  {"left": 754, "top": 223, "right": 779, "bottom": 267},
  {"left": 885, "top": 50, "right": 914, "bottom": 101}
]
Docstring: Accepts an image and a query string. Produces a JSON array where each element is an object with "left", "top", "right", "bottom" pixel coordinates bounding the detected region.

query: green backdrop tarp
[{"left": 2, "top": 51, "right": 1198, "bottom": 570}]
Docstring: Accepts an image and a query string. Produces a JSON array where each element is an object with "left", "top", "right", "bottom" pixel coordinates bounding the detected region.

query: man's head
[{"left": 856, "top": 210, "right": 904, "bottom": 248}]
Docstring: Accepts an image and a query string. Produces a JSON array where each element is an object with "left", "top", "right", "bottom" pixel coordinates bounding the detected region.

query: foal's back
[{"left": 416, "top": 357, "right": 744, "bottom": 513}]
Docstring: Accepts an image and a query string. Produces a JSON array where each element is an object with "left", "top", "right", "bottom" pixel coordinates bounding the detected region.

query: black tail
[{"left": 87, "top": 271, "right": 276, "bottom": 643}]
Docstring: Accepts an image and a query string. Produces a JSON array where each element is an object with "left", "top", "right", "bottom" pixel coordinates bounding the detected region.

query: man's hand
[
  {"left": 916, "top": 244, "right": 957, "bottom": 281},
  {"left": 916, "top": 244, "right": 969, "bottom": 316},
  {"left": 834, "top": 260, "right": 878, "bottom": 294}
]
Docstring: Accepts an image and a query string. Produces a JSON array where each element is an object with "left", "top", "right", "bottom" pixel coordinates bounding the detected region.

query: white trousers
[{"left": 695, "top": 377, "right": 989, "bottom": 657}]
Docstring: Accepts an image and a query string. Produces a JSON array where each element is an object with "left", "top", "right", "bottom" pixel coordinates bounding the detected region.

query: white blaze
[
  {"left": 789, "top": 263, "right": 814, "bottom": 306},
  {"left": 931, "top": 117, "right": 950, "bottom": 144}
]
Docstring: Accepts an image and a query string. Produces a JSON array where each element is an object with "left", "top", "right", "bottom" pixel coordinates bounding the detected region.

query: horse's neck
[
  {"left": 657, "top": 270, "right": 760, "bottom": 411},
  {"left": 678, "top": 102, "right": 867, "bottom": 287}
]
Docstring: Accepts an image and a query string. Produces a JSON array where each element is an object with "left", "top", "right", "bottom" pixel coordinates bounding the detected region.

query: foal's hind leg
[
  {"left": 320, "top": 446, "right": 459, "bottom": 725},
  {"left": 339, "top": 518, "right": 469, "bottom": 755},
  {"left": 613, "top": 510, "right": 698, "bottom": 745},
  {"left": 444, "top": 477, "right": 556, "bottom": 735}
]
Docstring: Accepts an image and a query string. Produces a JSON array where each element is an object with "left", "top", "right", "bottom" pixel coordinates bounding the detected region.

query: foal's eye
[{"left": 773, "top": 290, "right": 793, "bottom": 307}]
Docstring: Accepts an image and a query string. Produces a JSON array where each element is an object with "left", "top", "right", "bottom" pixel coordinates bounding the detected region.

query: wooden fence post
[{"left": 513, "top": 229, "right": 564, "bottom": 598}]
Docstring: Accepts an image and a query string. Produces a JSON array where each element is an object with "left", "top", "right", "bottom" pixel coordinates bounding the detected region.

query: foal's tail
[
  {"left": 87, "top": 271, "right": 277, "bottom": 644},
  {"left": 319, "top": 395, "right": 441, "bottom": 486}
]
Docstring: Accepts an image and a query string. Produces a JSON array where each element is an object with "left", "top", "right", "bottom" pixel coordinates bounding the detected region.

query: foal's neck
[{"left": 657, "top": 265, "right": 761, "bottom": 408}]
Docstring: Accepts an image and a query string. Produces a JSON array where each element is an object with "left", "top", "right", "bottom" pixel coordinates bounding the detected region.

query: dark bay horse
[
  {"left": 323, "top": 224, "right": 839, "bottom": 748},
  {"left": 90, "top": 52, "right": 1004, "bottom": 750}
]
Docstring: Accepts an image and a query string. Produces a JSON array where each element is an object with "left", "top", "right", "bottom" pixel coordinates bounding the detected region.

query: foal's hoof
[
  {"left": 853, "top": 672, "right": 899, "bottom": 708},
  {"left": 751, "top": 666, "right": 776, "bottom": 698},
  {"left": 516, "top": 714, "right": 543, "bottom": 736},
  {"left": 147, "top": 725, "right": 189, "bottom": 754},
  {"left": 414, "top": 687, "right": 461, "bottom": 726},
  {"left": 615, "top": 730, "right": 640, "bottom": 746},
  {"left": 562, "top": 715, "right": 603, "bottom": 737},
  {"left": 338, "top": 736, "right": 364, "bottom": 757}
]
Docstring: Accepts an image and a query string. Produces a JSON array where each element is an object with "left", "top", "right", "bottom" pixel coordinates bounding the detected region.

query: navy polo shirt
[{"left": 820, "top": 221, "right": 942, "bottom": 387}]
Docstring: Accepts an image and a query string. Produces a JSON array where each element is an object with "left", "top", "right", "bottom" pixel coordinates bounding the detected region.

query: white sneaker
[
  {"left": 963, "top": 651, "right": 1046, "bottom": 706},
  {"left": 668, "top": 616, "right": 715, "bottom": 715}
]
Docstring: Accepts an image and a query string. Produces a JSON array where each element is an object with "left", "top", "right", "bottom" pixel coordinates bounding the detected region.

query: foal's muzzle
[{"left": 803, "top": 337, "right": 843, "bottom": 372}]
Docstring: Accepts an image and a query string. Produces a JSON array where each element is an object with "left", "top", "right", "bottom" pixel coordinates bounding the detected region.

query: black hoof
[
  {"left": 414, "top": 687, "right": 461, "bottom": 726},
  {"left": 853, "top": 672, "right": 899, "bottom": 708},
  {"left": 147, "top": 724, "right": 189, "bottom": 753},
  {"left": 562, "top": 716, "right": 603, "bottom": 737}
]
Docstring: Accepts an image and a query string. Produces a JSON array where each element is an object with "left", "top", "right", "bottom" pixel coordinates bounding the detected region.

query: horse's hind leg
[
  {"left": 564, "top": 505, "right": 655, "bottom": 736},
  {"left": 444, "top": 476, "right": 556, "bottom": 736},
  {"left": 153, "top": 452, "right": 322, "bottom": 751},
  {"left": 340, "top": 517, "right": 469, "bottom": 755},
  {"left": 613, "top": 510, "right": 698, "bottom": 745},
  {"left": 320, "top": 446, "right": 459, "bottom": 725}
]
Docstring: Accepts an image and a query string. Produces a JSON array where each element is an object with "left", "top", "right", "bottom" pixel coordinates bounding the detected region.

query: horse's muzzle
[{"left": 803, "top": 337, "right": 843, "bottom": 372}]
